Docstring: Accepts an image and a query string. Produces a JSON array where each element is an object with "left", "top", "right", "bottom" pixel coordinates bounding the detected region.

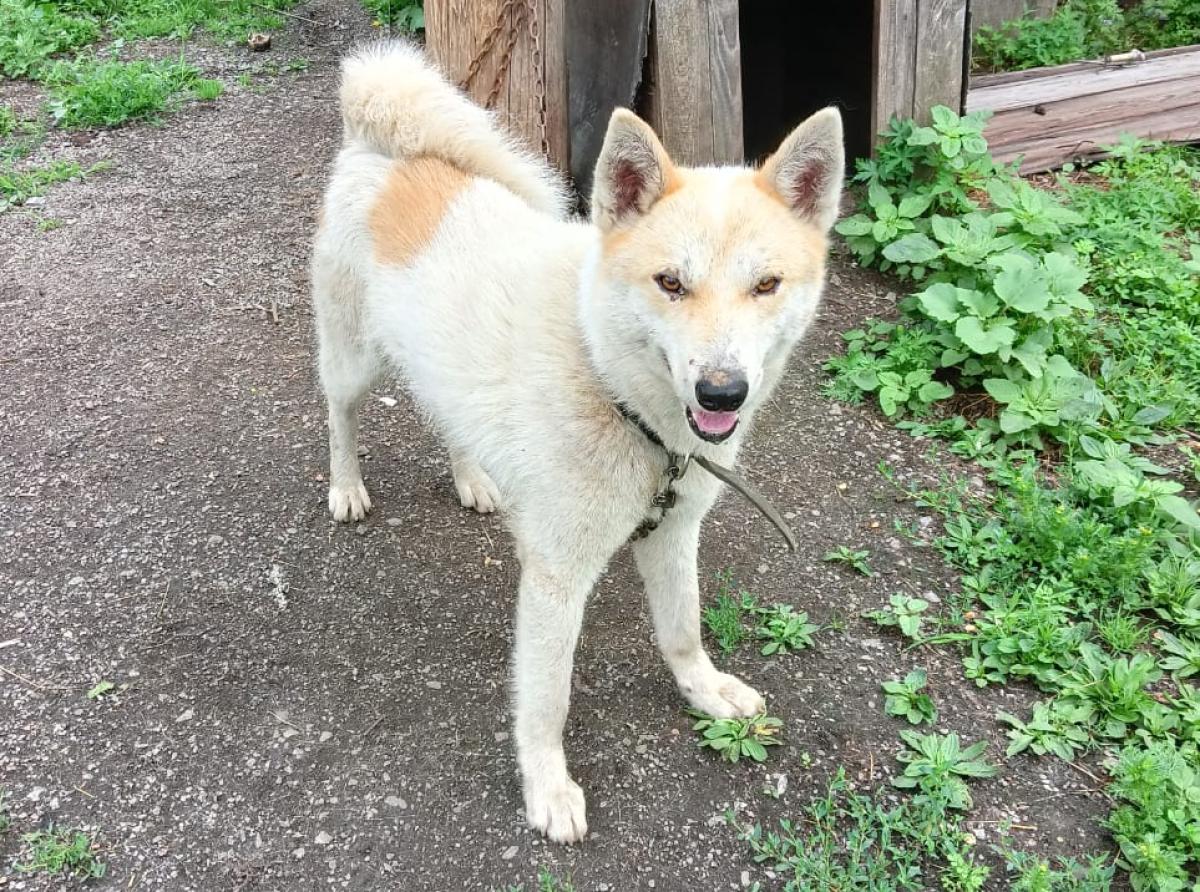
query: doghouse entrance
[{"left": 740, "top": 0, "right": 875, "bottom": 165}]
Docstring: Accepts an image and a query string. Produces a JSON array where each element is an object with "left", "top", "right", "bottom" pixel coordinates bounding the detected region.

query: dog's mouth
[{"left": 687, "top": 407, "right": 739, "bottom": 443}]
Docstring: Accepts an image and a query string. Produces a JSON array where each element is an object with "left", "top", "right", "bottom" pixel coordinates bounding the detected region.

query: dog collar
[{"left": 615, "top": 402, "right": 797, "bottom": 551}]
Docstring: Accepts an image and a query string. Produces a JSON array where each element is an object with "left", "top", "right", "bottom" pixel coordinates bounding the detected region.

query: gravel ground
[{"left": 0, "top": 4, "right": 1115, "bottom": 889}]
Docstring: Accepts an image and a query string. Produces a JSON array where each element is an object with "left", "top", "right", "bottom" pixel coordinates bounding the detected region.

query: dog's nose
[{"left": 695, "top": 373, "right": 749, "bottom": 412}]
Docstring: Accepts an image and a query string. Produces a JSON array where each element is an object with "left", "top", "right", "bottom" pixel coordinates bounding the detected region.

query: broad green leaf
[
  {"left": 835, "top": 214, "right": 873, "bottom": 237},
  {"left": 931, "top": 105, "right": 957, "bottom": 129},
  {"left": 1042, "top": 251, "right": 1087, "bottom": 296},
  {"left": 851, "top": 369, "right": 880, "bottom": 391},
  {"left": 992, "top": 253, "right": 1050, "bottom": 313},
  {"left": 958, "top": 289, "right": 1000, "bottom": 318},
  {"left": 883, "top": 232, "right": 940, "bottom": 263},
  {"left": 916, "top": 282, "right": 964, "bottom": 322},
  {"left": 983, "top": 378, "right": 1022, "bottom": 404},
  {"left": 898, "top": 193, "right": 934, "bottom": 219},
  {"left": 917, "top": 381, "right": 954, "bottom": 402},
  {"left": 955, "top": 316, "right": 1015, "bottom": 354},
  {"left": 868, "top": 179, "right": 895, "bottom": 214},
  {"left": 1158, "top": 495, "right": 1200, "bottom": 530},
  {"left": 907, "top": 126, "right": 938, "bottom": 146},
  {"left": 999, "top": 409, "right": 1037, "bottom": 434},
  {"left": 1132, "top": 405, "right": 1172, "bottom": 426}
]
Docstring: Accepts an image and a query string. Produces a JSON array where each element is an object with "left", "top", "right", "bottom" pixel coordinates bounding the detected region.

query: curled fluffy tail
[{"left": 339, "top": 41, "right": 569, "bottom": 218}]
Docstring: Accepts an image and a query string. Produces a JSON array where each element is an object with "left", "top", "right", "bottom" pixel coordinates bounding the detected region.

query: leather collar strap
[{"left": 615, "top": 403, "right": 798, "bottom": 552}]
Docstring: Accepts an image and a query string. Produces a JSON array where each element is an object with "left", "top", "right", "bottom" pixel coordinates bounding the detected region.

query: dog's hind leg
[
  {"left": 450, "top": 449, "right": 501, "bottom": 514},
  {"left": 315, "top": 273, "right": 378, "bottom": 522},
  {"left": 633, "top": 513, "right": 765, "bottom": 718}
]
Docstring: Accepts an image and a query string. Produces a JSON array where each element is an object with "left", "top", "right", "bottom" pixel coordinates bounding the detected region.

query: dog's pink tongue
[{"left": 692, "top": 409, "right": 738, "bottom": 435}]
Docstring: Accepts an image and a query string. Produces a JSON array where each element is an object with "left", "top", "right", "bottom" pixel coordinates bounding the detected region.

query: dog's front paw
[
  {"left": 452, "top": 461, "right": 501, "bottom": 514},
  {"left": 680, "top": 668, "right": 765, "bottom": 719},
  {"left": 328, "top": 481, "right": 372, "bottom": 522},
  {"left": 524, "top": 775, "right": 587, "bottom": 843}
]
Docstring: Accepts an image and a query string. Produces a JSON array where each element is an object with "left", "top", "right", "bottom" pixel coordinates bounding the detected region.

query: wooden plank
[
  {"left": 707, "top": 0, "right": 744, "bottom": 164},
  {"left": 913, "top": 0, "right": 968, "bottom": 122},
  {"left": 645, "top": 0, "right": 743, "bottom": 166},
  {"left": 990, "top": 102, "right": 1200, "bottom": 171},
  {"left": 426, "top": 0, "right": 569, "bottom": 171},
  {"left": 967, "top": 44, "right": 1200, "bottom": 112},
  {"left": 565, "top": 0, "right": 652, "bottom": 194},
  {"left": 968, "top": 52, "right": 1200, "bottom": 171},
  {"left": 873, "top": 0, "right": 919, "bottom": 135}
]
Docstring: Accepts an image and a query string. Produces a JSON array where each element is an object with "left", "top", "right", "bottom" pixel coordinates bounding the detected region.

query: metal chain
[
  {"left": 629, "top": 454, "right": 690, "bottom": 541},
  {"left": 484, "top": 1, "right": 527, "bottom": 110},
  {"left": 456, "top": 0, "right": 551, "bottom": 158},
  {"left": 457, "top": 0, "right": 517, "bottom": 95},
  {"left": 525, "top": 0, "right": 550, "bottom": 157}
]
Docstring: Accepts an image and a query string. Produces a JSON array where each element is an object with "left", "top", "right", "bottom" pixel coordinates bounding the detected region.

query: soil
[{"left": 0, "top": 3, "right": 1116, "bottom": 889}]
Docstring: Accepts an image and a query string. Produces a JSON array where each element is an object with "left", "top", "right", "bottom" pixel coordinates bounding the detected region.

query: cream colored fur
[{"left": 312, "top": 41, "right": 844, "bottom": 844}]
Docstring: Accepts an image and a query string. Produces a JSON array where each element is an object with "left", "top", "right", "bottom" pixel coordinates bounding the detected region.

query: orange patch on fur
[{"left": 369, "top": 156, "right": 471, "bottom": 266}]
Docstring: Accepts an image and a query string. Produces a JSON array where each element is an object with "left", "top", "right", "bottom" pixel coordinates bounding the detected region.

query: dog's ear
[
  {"left": 591, "top": 109, "right": 676, "bottom": 232},
  {"left": 757, "top": 107, "right": 845, "bottom": 231}
]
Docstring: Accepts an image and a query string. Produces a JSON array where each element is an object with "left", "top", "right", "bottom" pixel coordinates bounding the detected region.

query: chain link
[{"left": 456, "top": 0, "right": 550, "bottom": 158}]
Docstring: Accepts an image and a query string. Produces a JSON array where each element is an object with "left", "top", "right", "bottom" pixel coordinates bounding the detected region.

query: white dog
[{"left": 312, "top": 42, "right": 843, "bottom": 843}]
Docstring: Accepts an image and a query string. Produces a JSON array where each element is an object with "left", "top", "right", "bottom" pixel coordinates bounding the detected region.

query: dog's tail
[{"left": 339, "top": 41, "right": 569, "bottom": 218}]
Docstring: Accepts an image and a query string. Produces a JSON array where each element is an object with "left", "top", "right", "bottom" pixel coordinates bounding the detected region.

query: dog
[{"left": 312, "top": 42, "right": 844, "bottom": 843}]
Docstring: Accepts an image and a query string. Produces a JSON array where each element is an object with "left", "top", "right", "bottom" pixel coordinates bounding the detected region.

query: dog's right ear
[{"left": 591, "top": 109, "right": 676, "bottom": 232}]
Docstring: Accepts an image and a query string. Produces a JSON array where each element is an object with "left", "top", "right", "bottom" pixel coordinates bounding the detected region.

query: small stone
[
  {"left": 292, "top": 847, "right": 305, "bottom": 859},
  {"left": 493, "top": 731, "right": 509, "bottom": 742},
  {"left": 314, "top": 830, "right": 333, "bottom": 845},
  {"left": 425, "top": 680, "right": 442, "bottom": 690},
  {"left": 386, "top": 517, "right": 403, "bottom": 527},
  {"left": 319, "top": 731, "right": 332, "bottom": 743},
  {"left": 384, "top": 795, "right": 407, "bottom": 809},
  {"left": 206, "top": 534, "right": 224, "bottom": 547},
  {"left": 501, "top": 845, "right": 518, "bottom": 860},
  {"left": 175, "top": 708, "right": 194, "bottom": 723}
]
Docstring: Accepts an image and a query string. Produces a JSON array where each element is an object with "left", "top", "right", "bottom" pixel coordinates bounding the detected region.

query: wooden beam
[
  {"left": 964, "top": 44, "right": 1200, "bottom": 172},
  {"left": 645, "top": 0, "right": 743, "bottom": 166},
  {"left": 426, "top": 0, "right": 569, "bottom": 172}
]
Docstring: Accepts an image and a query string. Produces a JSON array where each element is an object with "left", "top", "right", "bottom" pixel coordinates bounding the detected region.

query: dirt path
[{"left": 0, "top": 4, "right": 1113, "bottom": 889}]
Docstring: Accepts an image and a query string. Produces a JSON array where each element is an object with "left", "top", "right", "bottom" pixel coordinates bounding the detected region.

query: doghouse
[{"left": 425, "top": 0, "right": 1200, "bottom": 185}]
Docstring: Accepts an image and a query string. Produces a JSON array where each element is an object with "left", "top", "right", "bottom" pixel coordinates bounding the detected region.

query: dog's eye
[
  {"left": 754, "top": 276, "right": 782, "bottom": 296},
  {"left": 654, "top": 273, "right": 685, "bottom": 297}
]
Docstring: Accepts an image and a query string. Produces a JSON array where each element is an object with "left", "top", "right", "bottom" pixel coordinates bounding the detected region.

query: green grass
[
  {"left": 45, "top": 56, "right": 208, "bottom": 127},
  {"left": 0, "top": 158, "right": 81, "bottom": 207},
  {"left": 972, "top": 0, "right": 1200, "bottom": 73},
  {"left": 16, "top": 826, "right": 106, "bottom": 880},
  {"left": 501, "top": 868, "right": 576, "bottom": 892},
  {"left": 689, "top": 711, "right": 783, "bottom": 764},
  {"left": 823, "top": 545, "right": 875, "bottom": 576},
  {"left": 0, "top": 0, "right": 99, "bottom": 78},
  {"left": 826, "top": 103, "right": 1200, "bottom": 889}
]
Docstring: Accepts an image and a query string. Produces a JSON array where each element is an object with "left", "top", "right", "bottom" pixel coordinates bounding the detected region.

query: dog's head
[{"left": 587, "top": 107, "right": 843, "bottom": 445}]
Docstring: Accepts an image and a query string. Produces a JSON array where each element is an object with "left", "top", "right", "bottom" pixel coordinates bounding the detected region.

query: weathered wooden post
[
  {"left": 643, "top": 0, "right": 744, "bottom": 166},
  {"left": 426, "top": 0, "right": 570, "bottom": 172},
  {"left": 873, "top": 0, "right": 968, "bottom": 131}
]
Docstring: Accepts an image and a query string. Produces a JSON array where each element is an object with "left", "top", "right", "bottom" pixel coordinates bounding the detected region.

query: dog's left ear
[
  {"left": 591, "top": 109, "right": 677, "bottom": 232},
  {"left": 757, "top": 107, "right": 845, "bottom": 231}
]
